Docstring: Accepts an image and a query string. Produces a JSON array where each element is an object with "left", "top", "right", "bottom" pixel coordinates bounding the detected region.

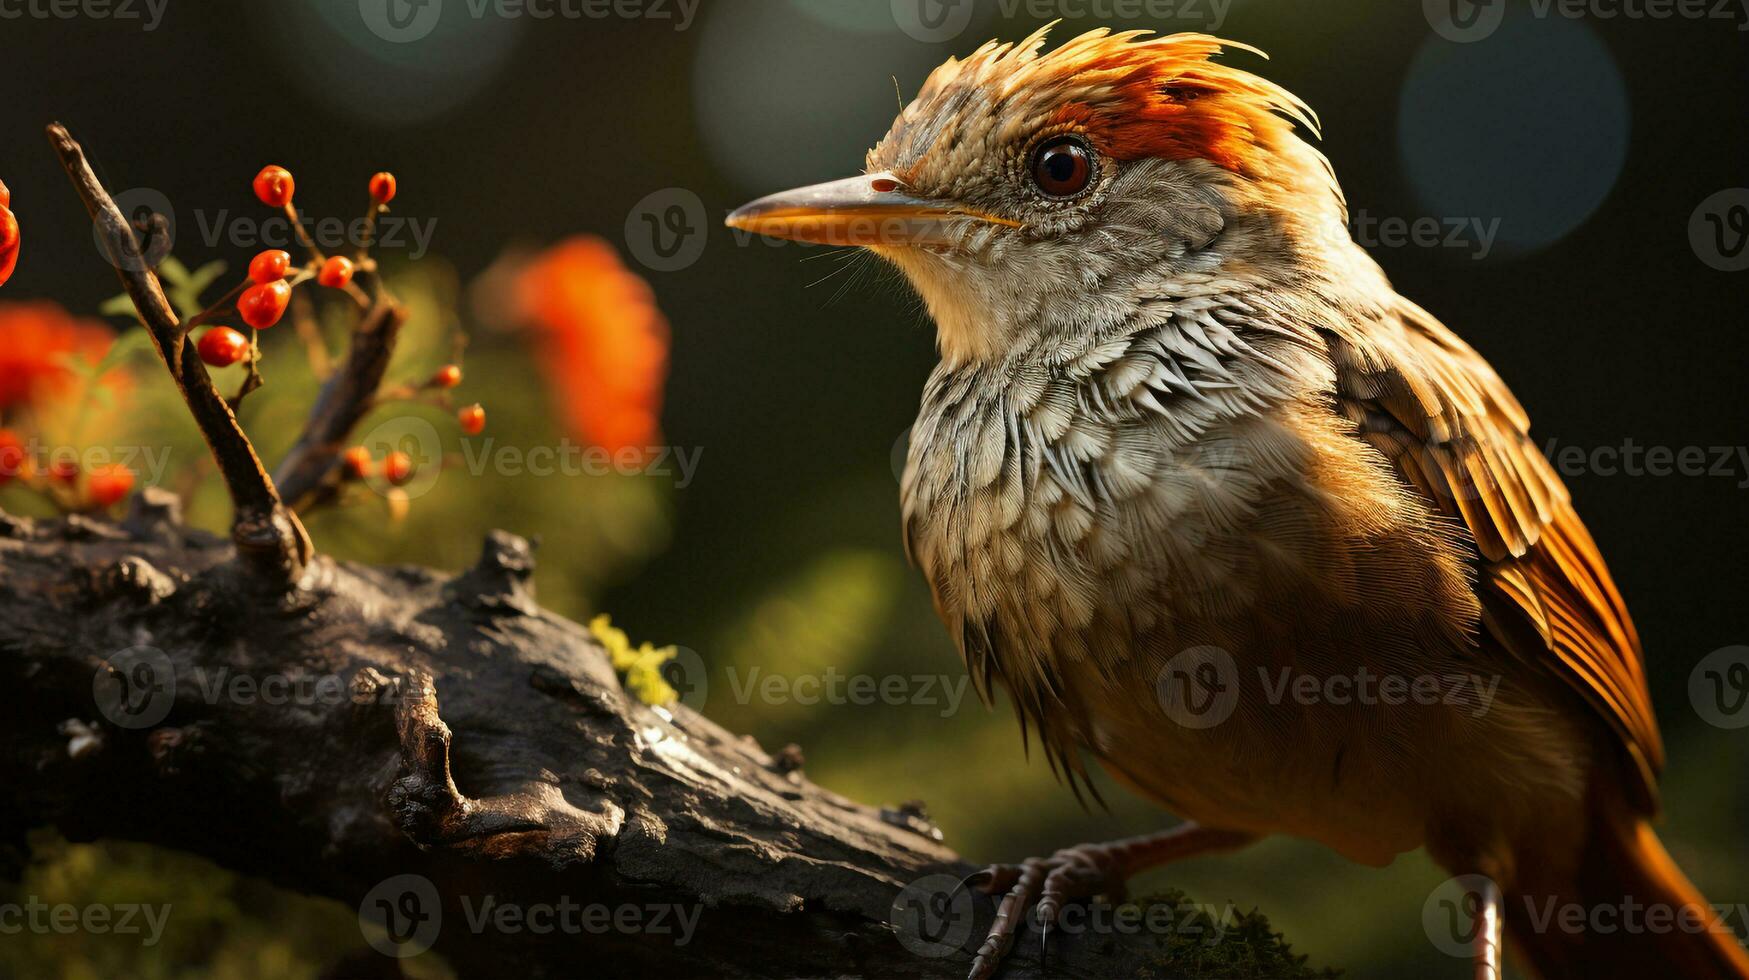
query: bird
[{"left": 726, "top": 27, "right": 1749, "bottom": 980}]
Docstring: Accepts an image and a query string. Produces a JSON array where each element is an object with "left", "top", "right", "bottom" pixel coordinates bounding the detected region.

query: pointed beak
[{"left": 725, "top": 172, "right": 1019, "bottom": 246}]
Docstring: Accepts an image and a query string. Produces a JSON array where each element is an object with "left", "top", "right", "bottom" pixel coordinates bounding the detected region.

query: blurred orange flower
[
  {"left": 514, "top": 237, "right": 668, "bottom": 459},
  {"left": 0, "top": 301, "right": 114, "bottom": 412}
]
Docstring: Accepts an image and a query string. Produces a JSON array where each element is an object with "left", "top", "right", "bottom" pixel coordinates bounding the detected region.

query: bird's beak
[{"left": 725, "top": 172, "right": 1018, "bottom": 246}]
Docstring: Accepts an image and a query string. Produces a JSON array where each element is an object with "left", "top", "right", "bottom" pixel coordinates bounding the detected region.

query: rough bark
[{"left": 0, "top": 493, "right": 1325, "bottom": 979}]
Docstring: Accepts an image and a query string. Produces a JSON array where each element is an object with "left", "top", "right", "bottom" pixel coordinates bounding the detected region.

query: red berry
[
  {"left": 0, "top": 206, "right": 17, "bottom": 289},
  {"left": 248, "top": 249, "right": 291, "bottom": 283},
  {"left": 0, "top": 429, "right": 23, "bottom": 485},
  {"left": 252, "top": 165, "right": 295, "bottom": 208},
  {"left": 430, "top": 364, "right": 462, "bottom": 389},
  {"left": 197, "top": 326, "right": 250, "bottom": 367},
  {"left": 238, "top": 280, "right": 291, "bottom": 329},
  {"left": 87, "top": 464, "right": 134, "bottom": 508},
  {"left": 457, "top": 403, "right": 485, "bottom": 436},
  {"left": 369, "top": 172, "right": 397, "bottom": 205},
  {"left": 341, "top": 445, "right": 373, "bottom": 480},
  {"left": 382, "top": 450, "right": 414, "bottom": 485},
  {"left": 48, "top": 457, "right": 79, "bottom": 484},
  {"left": 317, "top": 256, "right": 355, "bottom": 289},
  {"left": 0, "top": 179, "right": 9, "bottom": 208}
]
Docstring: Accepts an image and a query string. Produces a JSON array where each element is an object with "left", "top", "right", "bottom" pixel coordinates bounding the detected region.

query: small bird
[{"left": 728, "top": 28, "right": 1749, "bottom": 980}]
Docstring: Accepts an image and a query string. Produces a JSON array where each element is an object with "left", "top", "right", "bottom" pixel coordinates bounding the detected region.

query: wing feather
[{"left": 1324, "top": 301, "right": 1663, "bottom": 811}]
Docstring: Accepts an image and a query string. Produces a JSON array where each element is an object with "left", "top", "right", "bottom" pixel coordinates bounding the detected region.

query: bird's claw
[{"left": 964, "top": 842, "right": 1129, "bottom": 980}]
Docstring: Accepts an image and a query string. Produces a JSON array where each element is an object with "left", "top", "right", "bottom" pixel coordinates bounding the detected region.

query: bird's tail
[{"left": 1507, "top": 808, "right": 1749, "bottom": 980}]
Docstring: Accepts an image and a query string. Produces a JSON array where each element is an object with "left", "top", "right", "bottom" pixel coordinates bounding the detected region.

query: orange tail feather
[{"left": 1508, "top": 811, "right": 1749, "bottom": 980}]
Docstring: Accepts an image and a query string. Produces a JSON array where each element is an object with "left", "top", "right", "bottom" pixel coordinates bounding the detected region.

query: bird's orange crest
[{"left": 893, "top": 27, "right": 1320, "bottom": 181}]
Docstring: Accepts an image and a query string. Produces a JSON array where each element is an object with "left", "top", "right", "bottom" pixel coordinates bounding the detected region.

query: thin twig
[
  {"left": 47, "top": 121, "right": 311, "bottom": 584},
  {"left": 272, "top": 296, "right": 408, "bottom": 510}
]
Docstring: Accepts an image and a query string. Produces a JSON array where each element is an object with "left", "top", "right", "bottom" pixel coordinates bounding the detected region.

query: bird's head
[{"left": 728, "top": 27, "right": 1349, "bottom": 366}]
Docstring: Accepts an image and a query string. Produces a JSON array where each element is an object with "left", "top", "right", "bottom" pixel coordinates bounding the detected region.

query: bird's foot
[{"left": 961, "top": 841, "right": 1130, "bottom": 980}]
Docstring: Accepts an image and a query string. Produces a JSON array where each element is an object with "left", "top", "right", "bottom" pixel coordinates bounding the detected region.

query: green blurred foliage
[{"left": 0, "top": 831, "right": 456, "bottom": 980}]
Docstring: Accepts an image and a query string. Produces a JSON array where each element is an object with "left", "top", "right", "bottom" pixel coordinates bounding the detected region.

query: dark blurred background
[{"left": 1, "top": 0, "right": 1745, "bottom": 976}]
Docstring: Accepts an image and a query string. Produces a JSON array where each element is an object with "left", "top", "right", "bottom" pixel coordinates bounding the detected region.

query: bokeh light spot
[{"left": 1398, "top": 13, "right": 1629, "bottom": 258}]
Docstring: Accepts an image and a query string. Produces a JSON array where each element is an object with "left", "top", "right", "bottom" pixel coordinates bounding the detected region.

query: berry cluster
[{"left": 185, "top": 164, "right": 487, "bottom": 504}]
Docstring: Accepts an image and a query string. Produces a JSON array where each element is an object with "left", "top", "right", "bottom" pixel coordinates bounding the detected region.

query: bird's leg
[
  {"left": 965, "top": 823, "right": 1257, "bottom": 980},
  {"left": 1471, "top": 876, "right": 1504, "bottom": 980}
]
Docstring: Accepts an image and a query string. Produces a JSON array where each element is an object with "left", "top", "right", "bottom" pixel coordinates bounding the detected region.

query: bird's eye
[{"left": 1030, "top": 137, "right": 1094, "bottom": 198}]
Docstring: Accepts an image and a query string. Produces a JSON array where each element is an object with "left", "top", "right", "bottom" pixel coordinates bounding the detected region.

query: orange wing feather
[{"left": 1326, "top": 300, "right": 1664, "bottom": 812}]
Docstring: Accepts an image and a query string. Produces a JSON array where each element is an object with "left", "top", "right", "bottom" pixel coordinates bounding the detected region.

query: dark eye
[{"left": 1030, "top": 136, "right": 1094, "bottom": 198}]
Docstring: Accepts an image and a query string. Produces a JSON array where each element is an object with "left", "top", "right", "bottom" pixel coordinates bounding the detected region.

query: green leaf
[
  {"left": 98, "top": 292, "right": 137, "bottom": 318},
  {"left": 93, "top": 327, "right": 157, "bottom": 375}
]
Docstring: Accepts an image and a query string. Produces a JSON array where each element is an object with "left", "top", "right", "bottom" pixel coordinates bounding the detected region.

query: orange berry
[
  {"left": 317, "top": 256, "right": 355, "bottom": 289},
  {"left": 252, "top": 165, "right": 294, "bottom": 208},
  {"left": 369, "top": 172, "right": 397, "bottom": 205},
  {"left": 0, "top": 179, "right": 9, "bottom": 208},
  {"left": 197, "top": 326, "right": 250, "bottom": 367},
  {"left": 382, "top": 450, "right": 414, "bottom": 485},
  {"left": 87, "top": 463, "right": 134, "bottom": 508},
  {"left": 430, "top": 364, "right": 462, "bottom": 389},
  {"left": 457, "top": 403, "right": 485, "bottom": 436},
  {"left": 237, "top": 280, "right": 291, "bottom": 329},
  {"left": 248, "top": 249, "right": 291, "bottom": 283},
  {"left": 341, "top": 445, "right": 373, "bottom": 480}
]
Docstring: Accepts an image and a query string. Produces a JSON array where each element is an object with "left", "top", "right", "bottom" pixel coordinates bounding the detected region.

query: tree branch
[
  {"left": 271, "top": 296, "right": 408, "bottom": 511},
  {"left": 44, "top": 122, "right": 311, "bottom": 586},
  {"left": 0, "top": 501, "right": 1328, "bottom": 979}
]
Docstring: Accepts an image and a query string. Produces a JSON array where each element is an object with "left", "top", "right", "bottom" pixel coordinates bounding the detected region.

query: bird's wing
[{"left": 1322, "top": 300, "right": 1663, "bottom": 810}]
